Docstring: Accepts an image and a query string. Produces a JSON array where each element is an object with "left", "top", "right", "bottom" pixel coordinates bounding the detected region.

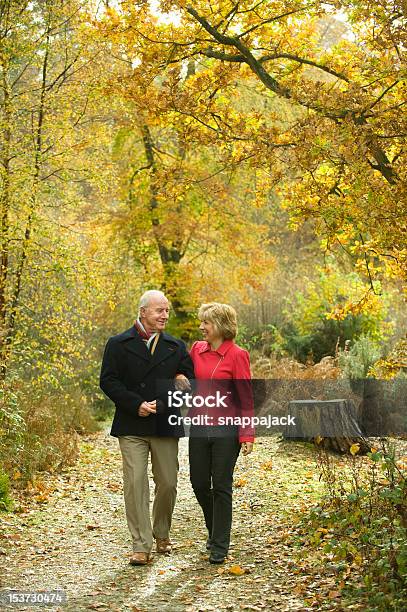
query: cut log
[{"left": 284, "top": 398, "right": 370, "bottom": 454}]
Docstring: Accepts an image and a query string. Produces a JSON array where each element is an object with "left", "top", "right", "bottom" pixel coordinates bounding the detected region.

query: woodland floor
[{"left": 0, "top": 429, "right": 380, "bottom": 612}]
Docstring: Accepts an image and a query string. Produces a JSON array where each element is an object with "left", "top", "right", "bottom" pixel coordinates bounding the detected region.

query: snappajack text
[{"left": 167, "top": 415, "right": 296, "bottom": 427}]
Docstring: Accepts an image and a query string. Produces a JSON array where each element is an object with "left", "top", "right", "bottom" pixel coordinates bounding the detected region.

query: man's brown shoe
[
  {"left": 156, "top": 538, "right": 171, "bottom": 554},
  {"left": 129, "top": 552, "right": 151, "bottom": 566}
]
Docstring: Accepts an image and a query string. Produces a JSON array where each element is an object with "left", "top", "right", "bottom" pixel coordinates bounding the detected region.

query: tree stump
[{"left": 284, "top": 398, "right": 370, "bottom": 454}]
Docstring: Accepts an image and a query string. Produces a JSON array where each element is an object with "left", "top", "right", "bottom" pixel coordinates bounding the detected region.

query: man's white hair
[{"left": 138, "top": 290, "right": 168, "bottom": 315}]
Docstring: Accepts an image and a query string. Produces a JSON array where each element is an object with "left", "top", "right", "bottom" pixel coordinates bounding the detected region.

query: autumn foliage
[{"left": 0, "top": 0, "right": 405, "bottom": 504}]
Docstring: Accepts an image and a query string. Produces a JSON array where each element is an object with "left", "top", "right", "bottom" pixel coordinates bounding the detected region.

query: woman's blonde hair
[{"left": 198, "top": 302, "right": 238, "bottom": 340}]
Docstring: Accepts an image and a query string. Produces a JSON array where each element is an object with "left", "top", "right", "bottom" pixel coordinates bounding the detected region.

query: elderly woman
[{"left": 188, "top": 302, "right": 254, "bottom": 564}]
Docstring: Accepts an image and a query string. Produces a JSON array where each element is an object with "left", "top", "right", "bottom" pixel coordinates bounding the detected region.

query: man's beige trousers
[{"left": 118, "top": 435, "right": 179, "bottom": 553}]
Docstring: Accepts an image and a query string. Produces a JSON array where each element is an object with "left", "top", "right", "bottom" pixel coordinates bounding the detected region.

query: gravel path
[{"left": 0, "top": 431, "right": 341, "bottom": 612}]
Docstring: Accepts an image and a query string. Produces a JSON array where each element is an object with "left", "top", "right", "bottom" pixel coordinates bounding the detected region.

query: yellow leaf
[
  {"left": 228, "top": 565, "right": 246, "bottom": 576},
  {"left": 261, "top": 461, "right": 273, "bottom": 471},
  {"left": 234, "top": 478, "right": 247, "bottom": 488},
  {"left": 13, "top": 471, "right": 22, "bottom": 480},
  {"left": 35, "top": 493, "right": 49, "bottom": 503},
  {"left": 350, "top": 444, "right": 360, "bottom": 456},
  {"left": 315, "top": 436, "right": 323, "bottom": 444}
]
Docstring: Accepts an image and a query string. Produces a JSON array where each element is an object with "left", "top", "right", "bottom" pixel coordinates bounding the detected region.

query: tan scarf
[{"left": 135, "top": 319, "right": 160, "bottom": 354}]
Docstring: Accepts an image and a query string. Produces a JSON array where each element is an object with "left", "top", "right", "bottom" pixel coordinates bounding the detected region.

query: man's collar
[
  {"left": 120, "top": 326, "right": 177, "bottom": 345},
  {"left": 135, "top": 318, "right": 155, "bottom": 338}
]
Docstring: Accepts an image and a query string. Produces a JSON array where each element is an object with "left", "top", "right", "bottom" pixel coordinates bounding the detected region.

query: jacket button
[{"left": 140, "top": 383, "right": 145, "bottom": 388}]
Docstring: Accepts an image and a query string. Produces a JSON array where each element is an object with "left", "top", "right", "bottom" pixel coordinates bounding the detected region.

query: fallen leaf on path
[
  {"left": 234, "top": 478, "right": 247, "bottom": 487},
  {"left": 228, "top": 564, "right": 246, "bottom": 576}
]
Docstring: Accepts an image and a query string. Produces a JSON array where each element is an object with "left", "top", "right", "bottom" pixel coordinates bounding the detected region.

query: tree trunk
[
  {"left": 0, "top": 9, "right": 51, "bottom": 377},
  {"left": 0, "top": 63, "right": 12, "bottom": 342},
  {"left": 140, "top": 122, "right": 191, "bottom": 330},
  {"left": 285, "top": 399, "right": 370, "bottom": 454}
]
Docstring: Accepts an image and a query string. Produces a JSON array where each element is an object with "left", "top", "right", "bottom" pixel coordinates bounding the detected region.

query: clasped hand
[
  {"left": 138, "top": 372, "right": 191, "bottom": 417},
  {"left": 138, "top": 400, "right": 157, "bottom": 417}
]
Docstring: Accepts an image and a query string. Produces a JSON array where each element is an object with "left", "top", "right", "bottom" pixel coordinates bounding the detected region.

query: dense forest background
[
  {"left": 0, "top": 0, "right": 405, "bottom": 480},
  {"left": 0, "top": 2, "right": 406, "bottom": 608}
]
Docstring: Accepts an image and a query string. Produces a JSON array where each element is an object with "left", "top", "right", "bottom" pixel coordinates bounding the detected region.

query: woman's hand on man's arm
[
  {"left": 241, "top": 442, "right": 254, "bottom": 455},
  {"left": 174, "top": 373, "right": 191, "bottom": 391}
]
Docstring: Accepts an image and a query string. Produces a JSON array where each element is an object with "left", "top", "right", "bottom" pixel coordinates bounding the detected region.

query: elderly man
[{"left": 100, "top": 290, "right": 194, "bottom": 565}]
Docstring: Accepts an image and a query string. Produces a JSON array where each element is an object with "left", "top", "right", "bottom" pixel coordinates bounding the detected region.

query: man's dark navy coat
[{"left": 100, "top": 326, "right": 195, "bottom": 437}]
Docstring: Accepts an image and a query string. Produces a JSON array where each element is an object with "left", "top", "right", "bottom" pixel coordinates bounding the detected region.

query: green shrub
[
  {"left": 282, "top": 269, "right": 391, "bottom": 363},
  {"left": 1, "top": 380, "right": 100, "bottom": 485},
  {"left": 338, "top": 334, "right": 382, "bottom": 379},
  {"left": 236, "top": 323, "right": 285, "bottom": 356},
  {"left": 294, "top": 440, "right": 407, "bottom": 609},
  {"left": 0, "top": 469, "right": 13, "bottom": 511}
]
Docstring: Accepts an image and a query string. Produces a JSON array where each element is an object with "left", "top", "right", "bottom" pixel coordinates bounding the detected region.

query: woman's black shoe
[{"left": 209, "top": 553, "right": 225, "bottom": 564}]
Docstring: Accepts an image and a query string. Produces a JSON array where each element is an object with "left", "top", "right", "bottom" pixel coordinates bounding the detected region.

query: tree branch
[
  {"left": 364, "top": 80, "right": 400, "bottom": 113},
  {"left": 203, "top": 48, "right": 350, "bottom": 82},
  {"left": 236, "top": 6, "right": 314, "bottom": 39},
  {"left": 186, "top": 5, "right": 398, "bottom": 184},
  {"left": 187, "top": 5, "right": 290, "bottom": 98}
]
